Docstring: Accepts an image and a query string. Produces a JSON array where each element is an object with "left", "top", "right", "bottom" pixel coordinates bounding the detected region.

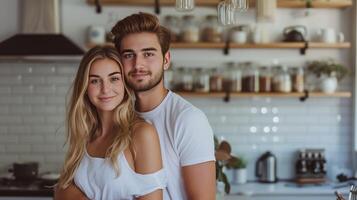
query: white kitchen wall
[{"left": 0, "top": 0, "right": 354, "bottom": 181}]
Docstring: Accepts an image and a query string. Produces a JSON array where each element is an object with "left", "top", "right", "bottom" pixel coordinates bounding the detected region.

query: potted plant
[
  {"left": 306, "top": 59, "right": 349, "bottom": 93},
  {"left": 226, "top": 156, "right": 247, "bottom": 184},
  {"left": 214, "top": 136, "right": 231, "bottom": 195}
]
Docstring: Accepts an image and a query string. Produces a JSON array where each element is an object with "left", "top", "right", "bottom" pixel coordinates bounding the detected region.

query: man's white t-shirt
[{"left": 138, "top": 90, "right": 215, "bottom": 200}]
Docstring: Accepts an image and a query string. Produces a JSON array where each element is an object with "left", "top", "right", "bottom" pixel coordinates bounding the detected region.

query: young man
[{"left": 111, "top": 13, "right": 216, "bottom": 200}]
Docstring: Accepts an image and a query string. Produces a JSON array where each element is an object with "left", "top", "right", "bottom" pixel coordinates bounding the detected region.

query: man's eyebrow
[
  {"left": 120, "top": 49, "right": 134, "bottom": 54},
  {"left": 142, "top": 48, "right": 158, "bottom": 52}
]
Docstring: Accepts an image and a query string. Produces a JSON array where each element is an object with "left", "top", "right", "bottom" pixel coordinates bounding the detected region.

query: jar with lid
[
  {"left": 182, "top": 68, "right": 193, "bottom": 91},
  {"left": 209, "top": 67, "right": 223, "bottom": 92},
  {"left": 200, "top": 15, "right": 223, "bottom": 43},
  {"left": 193, "top": 68, "right": 210, "bottom": 92},
  {"left": 230, "top": 25, "right": 250, "bottom": 44},
  {"left": 242, "top": 62, "right": 259, "bottom": 92},
  {"left": 272, "top": 66, "right": 292, "bottom": 93},
  {"left": 291, "top": 67, "right": 304, "bottom": 92},
  {"left": 164, "top": 66, "right": 174, "bottom": 90},
  {"left": 181, "top": 15, "right": 200, "bottom": 43},
  {"left": 223, "top": 62, "right": 242, "bottom": 92},
  {"left": 172, "top": 67, "right": 185, "bottom": 91},
  {"left": 163, "top": 15, "right": 181, "bottom": 42},
  {"left": 259, "top": 66, "right": 272, "bottom": 92}
]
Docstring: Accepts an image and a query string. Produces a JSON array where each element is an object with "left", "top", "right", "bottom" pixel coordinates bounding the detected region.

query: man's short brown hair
[{"left": 111, "top": 12, "right": 171, "bottom": 55}]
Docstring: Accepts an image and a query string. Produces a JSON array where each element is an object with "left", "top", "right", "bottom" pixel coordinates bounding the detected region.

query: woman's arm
[
  {"left": 54, "top": 183, "right": 88, "bottom": 200},
  {"left": 132, "top": 122, "right": 164, "bottom": 200}
]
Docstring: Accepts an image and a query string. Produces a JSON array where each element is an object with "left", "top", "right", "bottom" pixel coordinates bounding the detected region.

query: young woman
[{"left": 55, "top": 46, "right": 166, "bottom": 200}]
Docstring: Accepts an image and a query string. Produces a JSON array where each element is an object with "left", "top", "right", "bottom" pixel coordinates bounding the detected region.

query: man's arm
[
  {"left": 182, "top": 161, "right": 216, "bottom": 200},
  {"left": 54, "top": 183, "right": 88, "bottom": 200}
]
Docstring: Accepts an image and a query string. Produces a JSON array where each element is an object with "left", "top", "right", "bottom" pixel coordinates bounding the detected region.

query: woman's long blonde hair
[{"left": 57, "top": 46, "right": 138, "bottom": 189}]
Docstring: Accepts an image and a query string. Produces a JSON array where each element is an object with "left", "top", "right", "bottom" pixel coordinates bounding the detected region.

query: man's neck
[{"left": 135, "top": 84, "right": 168, "bottom": 112}]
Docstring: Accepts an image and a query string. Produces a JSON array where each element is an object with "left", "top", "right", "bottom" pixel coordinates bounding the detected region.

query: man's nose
[{"left": 134, "top": 55, "right": 144, "bottom": 70}]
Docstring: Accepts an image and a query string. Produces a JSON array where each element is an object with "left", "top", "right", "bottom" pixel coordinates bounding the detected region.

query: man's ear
[{"left": 163, "top": 51, "right": 171, "bottom": 70}]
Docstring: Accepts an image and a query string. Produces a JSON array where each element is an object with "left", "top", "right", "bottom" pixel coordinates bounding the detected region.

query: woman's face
[{"left": 87, "top": 58, "right": 125, "bottom": 112}]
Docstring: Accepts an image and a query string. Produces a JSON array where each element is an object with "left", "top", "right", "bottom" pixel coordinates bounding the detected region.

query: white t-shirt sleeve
[{"left": 175, "top": 107, "right": 215, "bottom": 166}]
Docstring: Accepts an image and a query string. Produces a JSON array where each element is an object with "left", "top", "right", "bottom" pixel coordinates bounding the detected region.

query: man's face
[{"left": 119, "top": 32, "right": 170, "bottom": 92}]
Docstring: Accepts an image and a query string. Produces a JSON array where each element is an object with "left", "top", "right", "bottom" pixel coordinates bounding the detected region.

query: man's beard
[{"left": 126, "top": 67, "right": 164, "bottom": 92}]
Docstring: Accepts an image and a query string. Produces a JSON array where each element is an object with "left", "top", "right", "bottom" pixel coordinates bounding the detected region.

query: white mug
[
  {"left": 317, "top": 28, "right": 344, "bottom": 43},
  {"left": 231, "top": 31, "right": 248, "bottom": 43},
  {"left": 88, "top": 25, "right": 106, "bottom": 45}
]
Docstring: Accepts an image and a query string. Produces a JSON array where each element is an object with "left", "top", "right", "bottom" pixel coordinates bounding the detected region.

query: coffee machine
[{"left": 255, "top": 151, "right": 277, "bottom": 183}]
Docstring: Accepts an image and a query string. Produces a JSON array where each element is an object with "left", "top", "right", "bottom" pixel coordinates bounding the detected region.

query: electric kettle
[
  {"left": 283, "top": 25, "right": 307, "bottom": 42},
  {"left": 255, "top": 151, "right": 277, "bottom": 183}
]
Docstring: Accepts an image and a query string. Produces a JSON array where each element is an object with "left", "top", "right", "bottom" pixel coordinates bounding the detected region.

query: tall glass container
[
  {"left": 163, "top": 15, "right": 181, "bottom": 42},
  {"left": 175, "top": 0, "right": 195, "bottom": 11},
  {"left": 201, "top": 15, "right": 223, "bottom": 43},
  {"left": 242, "top": 62, "right": 259, "bottom": 92},
  {"left": 181, "top": 15, "right": 200, "bottom": 43}
]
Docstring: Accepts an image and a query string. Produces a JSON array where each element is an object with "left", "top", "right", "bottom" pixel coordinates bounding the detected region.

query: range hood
[{"left": 0, "top": 0, "right": 84, "bottom": 60}]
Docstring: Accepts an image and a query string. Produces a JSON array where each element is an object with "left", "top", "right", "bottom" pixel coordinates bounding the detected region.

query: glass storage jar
[
  {"left": 163, "top": 15, "right": 181, "bottom": 42},
  {"left": 164, "top": 66, "right": 174, "bottom": 90},
  {"left": 223, "top": 62, "right": 242, "bottom": 92},
  {"left": 210, "top": 67, "right": 223, "bottom": 92},
  {"left": 182, "top": 67, "right": 193, "bottom": 91},
  {"left": 172, "top": 67, "right": 185, "bottom": 91},
  {"left": 242, "top": 62, "right": 259, "bottom": 92},
  {"left": 272, "top": 66, "right": 292, "bottom": 93},
  {"left": 193, "top": 68, "right": 210, "bottom": 92},
  {"left": 201, "top": 15, "right": 223, "bottom": 43},
  {"left": 291, "top": 67, "right": 304, "bottom": 92},
  {"left": 259, "top": 66, "right": 272, "bottom": 92},
  {"left": 181, "top": 15, "right": 200, "bottom": 43}
]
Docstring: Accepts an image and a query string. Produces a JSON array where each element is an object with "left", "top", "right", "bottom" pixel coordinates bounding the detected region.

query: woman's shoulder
[
  {"left": 131, "top": 121, "right": 162, "bottom": 174},
  {"left": 131, "top": 121, "right": 158, "bottom": 144}
]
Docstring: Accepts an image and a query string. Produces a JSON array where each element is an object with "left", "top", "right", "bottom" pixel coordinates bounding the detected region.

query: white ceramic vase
[
  {"left": 236, "top": 168, "right": 247, "bottom": 184},
  {"left": 320, "top": 75, "right": 338, "bottom": 94}
]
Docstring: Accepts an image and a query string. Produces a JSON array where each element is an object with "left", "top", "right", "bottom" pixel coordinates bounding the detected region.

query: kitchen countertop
[{"left": 229, "top": 181, "right": 354, "bottom": 196}]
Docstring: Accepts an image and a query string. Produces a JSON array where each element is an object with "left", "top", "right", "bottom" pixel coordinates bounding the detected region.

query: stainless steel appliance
[{"left": 255, "top": 151, "right": 277, "bottom": 183}]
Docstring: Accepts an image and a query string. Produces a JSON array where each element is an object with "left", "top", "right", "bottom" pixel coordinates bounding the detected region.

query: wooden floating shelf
[
  {"left": 87, "top": 0, "right": 352, "bottom": 8},
  {"left": 88, "top": 42, "right": 351, "bottom": 49},
  {"left": 176, "top": 91, "right": 352, "bottom": 98},
  {"left": 172, "top": 42, "right": 351, "bottom": 49}
]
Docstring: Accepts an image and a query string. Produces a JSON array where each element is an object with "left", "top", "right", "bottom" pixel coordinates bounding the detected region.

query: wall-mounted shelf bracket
[
  {"left": 300, "top": 41, "right": 309, "bottom": 55},
  {"left": 95, "top": 0, "right": 102, "bottom": 13},
  {"left": 154, "top": 0, "right": 161, "bottom": 14},
  {"left": 299, "top": 90, "right": 309, "bottom": 102}
]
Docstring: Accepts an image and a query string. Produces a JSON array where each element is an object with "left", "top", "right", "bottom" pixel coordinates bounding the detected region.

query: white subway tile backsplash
[
  {"left": 56, "top": 65, "right": 77, "bottom": 75},
  {"left": 10, "top": 105, "right": 32, "bottom": 114},
  {"left": 34, "top": 85, "right": 56, "bottom": 94},
  {"left": 18, "top": 154, "right": 45, "bottom": 163},
  {"left": 18, "top": 135, "right": 45, "bottom": 144},
  {"left": 23, "top": 116, "right": 45, "bottom": 124},
  {"left": 45, "top": 76, "right": 71, "bottom": 85},
  {"left": 0, "top": 116, "right": 22, "bottom": 124},
  {"left": 22, "top": 77, "right": 46, "bottom": 85},
  {"left": 6, "top": 145, "right": 31, "bottom": 153},
  {"left": 32, "top": 144, "right": 57, "bottom": 153},
  {"left": 0, "top": 96, "right": 23, "bottom": 104},
  {"left": 23, "top": 96, "right": 46, "bottom": 104},
  {"left": 0, "top": 87, "right": 11, "bottom": 94},
  {"left": 32, "top": 105, "right": 57, "bottom": 114},
  {"left": 8, "top": 126, "right": 32, "bottom": 134}
]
